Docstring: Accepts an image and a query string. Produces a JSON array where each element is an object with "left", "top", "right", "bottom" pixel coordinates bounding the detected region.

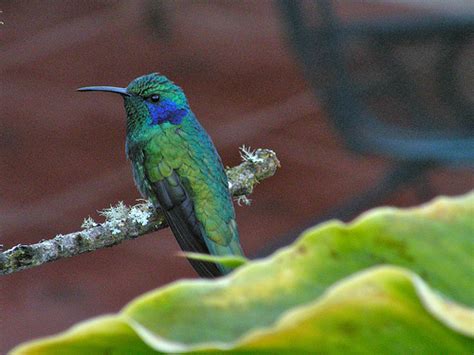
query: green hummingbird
[{"left": 78, "top": 73, "right": 244, "bottom": 277}]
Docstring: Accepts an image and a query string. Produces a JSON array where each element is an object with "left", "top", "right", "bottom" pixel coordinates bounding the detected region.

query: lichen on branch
[{"left": 0, "top": 148, "right": 280, "bottom": 276}]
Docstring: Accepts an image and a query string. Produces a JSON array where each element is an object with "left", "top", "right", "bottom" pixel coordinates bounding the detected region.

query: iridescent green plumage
[{"left": 78, "top": 73, "right": 243, "bottom": 277}]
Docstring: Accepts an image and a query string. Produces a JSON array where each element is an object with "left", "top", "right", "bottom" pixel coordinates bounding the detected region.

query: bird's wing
[
  {"left": 129, "top": 140, "right": 221, "bottom": 277},
  {"left": 139, "top": 122, "right": 243, "bottom": 278},
  {"left": 149, "top": 170, "right": 222, "bottom": 277}
]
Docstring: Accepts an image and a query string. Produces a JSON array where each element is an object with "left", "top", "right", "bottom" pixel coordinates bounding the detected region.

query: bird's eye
[{"left": 148, "top": 94, "right": 160, "bottom": 103}]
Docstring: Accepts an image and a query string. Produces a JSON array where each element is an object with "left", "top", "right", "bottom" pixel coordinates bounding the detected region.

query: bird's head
[{"left": 78, "top": 73, "right": 190, "bottom": 133}]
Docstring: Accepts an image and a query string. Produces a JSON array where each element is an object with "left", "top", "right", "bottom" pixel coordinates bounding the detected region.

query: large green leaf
[
  {"left": 11, "top": 193, "right": 474, "bottom": 354},
  {"left": 11, "top": 316, "right": 156, "bottom": 354},
  {"left": 229, "top": 266, "right": 473, "bottom": 353}
]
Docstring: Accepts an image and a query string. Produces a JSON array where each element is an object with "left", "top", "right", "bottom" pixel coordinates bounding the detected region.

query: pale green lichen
[
  {"left": 97, "top": 201, "right": 155, "bottom": 234},
  {"left": 81, "top": 216, "right": 98, "bottom": 230},
  {"left": 236, "top": 195, "right": 252, "bottom": 206},
  {"left": 226, "top": 165, "right": 255, "bottom": 194},
  {"left": 239, "top": 145, "right": 264, "bottom": 164},
  {"left": 99, "top": 202, "right": 130, "bottom": 235},
  {"left": 129, "top": 201, "right": 153, "bottom": 226},
  {"left": 99, "top": 201, "right": 129, "bottom": 222}
]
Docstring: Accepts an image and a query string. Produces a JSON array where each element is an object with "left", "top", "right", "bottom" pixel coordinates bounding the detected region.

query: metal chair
[{"left": 259, "top": 0, "right": 474, "bottom": 254}]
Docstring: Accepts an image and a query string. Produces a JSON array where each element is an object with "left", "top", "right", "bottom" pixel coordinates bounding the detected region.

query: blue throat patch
[{"left": 146, "top": 99, "right": 187, "bottom": 125}]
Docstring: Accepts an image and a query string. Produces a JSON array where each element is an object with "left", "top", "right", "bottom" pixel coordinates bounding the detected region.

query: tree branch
[{"left": 0, "top": 148, "right": 280, "bottom": 276}]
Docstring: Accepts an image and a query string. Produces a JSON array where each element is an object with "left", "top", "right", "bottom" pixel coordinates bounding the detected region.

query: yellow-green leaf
[
  {"left": 179, "top": 252, "right": 248, "bottom": 268},
  {"left": 12, "top": 192, "right": 474, "bottom": 354},
  {"left": 11, "top": 316, "right": 156, "bottom": 354}
]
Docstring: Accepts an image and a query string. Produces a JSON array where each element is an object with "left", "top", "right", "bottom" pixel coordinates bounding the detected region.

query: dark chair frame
[{"left": 258, "top": 0, "right": 473, "bottom": 255}]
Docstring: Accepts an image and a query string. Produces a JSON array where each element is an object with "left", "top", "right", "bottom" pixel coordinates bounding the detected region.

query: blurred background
[{"left": 1, "top": 0, "right": 473, "bottom": 351}]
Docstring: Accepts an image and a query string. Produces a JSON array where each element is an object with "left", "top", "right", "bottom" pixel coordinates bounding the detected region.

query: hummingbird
[{"left": 78, "top": 73, "right": 244, "bottom": 277}]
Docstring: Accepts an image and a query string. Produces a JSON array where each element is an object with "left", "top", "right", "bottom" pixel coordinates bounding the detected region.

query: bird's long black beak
[{"left": 77, "top": 86, "right": 130, "bottom": 97}]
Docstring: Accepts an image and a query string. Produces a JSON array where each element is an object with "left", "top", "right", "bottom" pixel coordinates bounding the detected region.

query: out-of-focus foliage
[{"left": 12, "top": 193, "right": 474, "bottom": 354}]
